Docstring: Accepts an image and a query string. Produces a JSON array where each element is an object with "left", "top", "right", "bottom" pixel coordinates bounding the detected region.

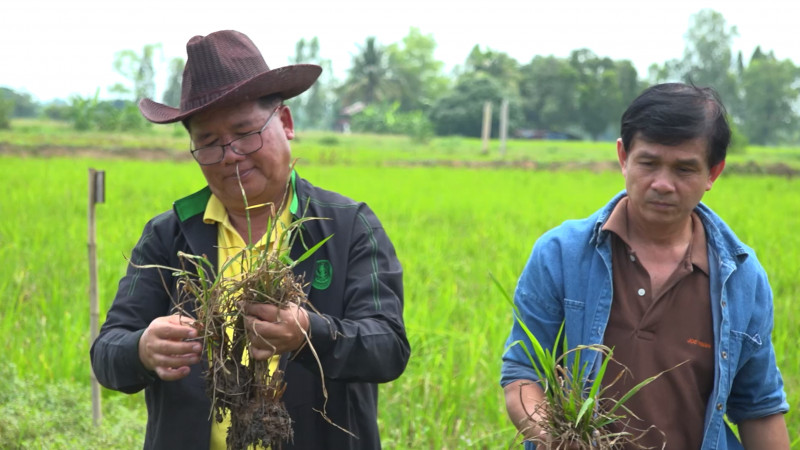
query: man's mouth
[
  {"left": 648, "top": 199, "right": 675, "bottom": 209},
  {"left": 229, "top": 165, "right": 254, "bottom": 180}
]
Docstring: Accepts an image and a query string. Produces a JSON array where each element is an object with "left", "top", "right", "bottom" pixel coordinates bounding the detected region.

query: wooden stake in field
[
  {"left": 88, "top": 168, "right": 105, "bottom": 427},
  {"left": 481, "top": 101, "right": 492, "bottom": 154},
  {"left": 499, "top": 99, "right": 509, "bottom": 156}
]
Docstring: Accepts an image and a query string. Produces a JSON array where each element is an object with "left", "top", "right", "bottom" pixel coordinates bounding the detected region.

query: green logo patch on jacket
[{"left": 312, "top": 260, "right": 333, "bottom": 290}]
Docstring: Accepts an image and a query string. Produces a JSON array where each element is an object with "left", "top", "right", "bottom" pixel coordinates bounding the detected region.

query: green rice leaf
[
  {"left": 293, "top": 234, "right": 333, "bottom": 266},
  {"left": 575, "top": 397, "right": 594, "bottom": 426}
]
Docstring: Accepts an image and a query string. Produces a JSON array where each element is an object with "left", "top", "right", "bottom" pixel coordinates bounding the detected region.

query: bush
[
  {"left": 66, "top": 94, "right": 150, "bottom": 132},
  {"left": 68, "top": 94, "right": 98, "bottom": 131},
  {"left": 43, "top": 100, "right": 71, "bottom": 121},
  {"left": 350, "top": 102, "right": 435, "bottom": 143},
  {"left": 0, "top": 97, "right": 14, "bottom": 129},
  {"left": 729, "top": 119, "right": 749, "bottom": 155}
]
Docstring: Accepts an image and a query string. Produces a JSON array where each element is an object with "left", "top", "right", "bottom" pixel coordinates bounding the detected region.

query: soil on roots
[
  {"left": 179, "top": 250, "right": 309, "bottom": 449},
  {"left": 227, "top": 391, "right": 293, "bottom": 449}
]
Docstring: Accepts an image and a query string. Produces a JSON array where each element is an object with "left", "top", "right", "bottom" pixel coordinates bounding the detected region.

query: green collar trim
[
  {"left": 290, "top": 169, "right": 298, "bottom": 215},
  {"left": 174, "top": 186, "right": 212, "bottom": 222},
  {"left": 173, "top": 170, "right": 296, "bottom": 222}
]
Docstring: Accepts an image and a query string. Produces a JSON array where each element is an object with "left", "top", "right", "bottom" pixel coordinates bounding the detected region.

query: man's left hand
[{"left": 241, "top": 302, "right": 310, "bottom": 360}]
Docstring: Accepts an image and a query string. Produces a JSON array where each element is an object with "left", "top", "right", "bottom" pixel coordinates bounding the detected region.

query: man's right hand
[
  {"left": 138, "top": 315, "right": 202, "bottom": 381},
  {"left": 504, "top": 379, "right": 584, "bottom": 449}
]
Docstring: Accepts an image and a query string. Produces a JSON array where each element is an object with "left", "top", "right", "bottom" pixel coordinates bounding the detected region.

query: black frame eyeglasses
[{"left": 190, "top": 105, "right": 281, "bottom": 165}]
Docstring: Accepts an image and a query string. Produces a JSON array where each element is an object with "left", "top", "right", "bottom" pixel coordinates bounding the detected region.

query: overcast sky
[{"left": 3, "top": 0, "right": 799, "bottom": 103}]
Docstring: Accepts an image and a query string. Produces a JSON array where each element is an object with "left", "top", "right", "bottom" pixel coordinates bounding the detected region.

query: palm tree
[{"left": 340, "top": 37, "right": 397, "bottom": 106}]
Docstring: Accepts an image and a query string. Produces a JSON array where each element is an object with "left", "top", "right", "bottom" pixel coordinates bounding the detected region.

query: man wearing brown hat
[{"left": 90, "top": 30, "right": 410, "bottom": 449}]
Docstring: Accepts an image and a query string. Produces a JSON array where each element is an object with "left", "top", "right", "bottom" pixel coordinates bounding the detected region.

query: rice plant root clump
[{"left": 169, "top": 214, "right": 329, "bottom": 449}]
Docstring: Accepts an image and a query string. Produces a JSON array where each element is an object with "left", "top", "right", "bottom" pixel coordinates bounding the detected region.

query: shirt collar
[{"left": 602, "top": 197, "right": 709, "bottom": 275}]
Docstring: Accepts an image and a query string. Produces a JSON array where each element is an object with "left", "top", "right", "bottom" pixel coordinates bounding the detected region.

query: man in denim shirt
[{"left": 501, "top": 83, "right": 789, "bottom": 449}]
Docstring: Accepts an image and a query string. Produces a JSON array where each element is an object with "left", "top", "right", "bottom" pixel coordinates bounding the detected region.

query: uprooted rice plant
[
  {"left": 137, "top": 166, "right": 331, "bottom": 449},
  {"left": 494, "top": 274, "right": 678, "bottom": 450}
]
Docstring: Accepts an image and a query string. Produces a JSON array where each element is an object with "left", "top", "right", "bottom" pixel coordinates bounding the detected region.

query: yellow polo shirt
[{"left": 203, "top": 192, "right": 292, "bottom": 450}]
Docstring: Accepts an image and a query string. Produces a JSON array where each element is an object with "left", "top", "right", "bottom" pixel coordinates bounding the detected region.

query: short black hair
[{"left": 620, "top": 83, "right": 731, "bottom": 168}]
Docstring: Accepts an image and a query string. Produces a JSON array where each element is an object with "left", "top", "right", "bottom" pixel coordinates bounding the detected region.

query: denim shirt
[{"left": 501, "top": 192, "right": 788, "bottom": 450}]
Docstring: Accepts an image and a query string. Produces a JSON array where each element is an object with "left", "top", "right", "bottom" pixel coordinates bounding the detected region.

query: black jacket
[{"left": 90, "top": 173, "right": 410, "bottom": 449}]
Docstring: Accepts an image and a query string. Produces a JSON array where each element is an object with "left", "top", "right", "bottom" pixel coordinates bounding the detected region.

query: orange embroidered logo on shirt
[{"left": 687, "top": 338, "right": 712, "bottom": 349}]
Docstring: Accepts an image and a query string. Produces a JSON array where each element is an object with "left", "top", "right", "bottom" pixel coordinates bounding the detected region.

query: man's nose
[
  {"left": 650, "top": 169, "right": 675, "bottom": 193},
  {"left": 221, "top": 143, "right": 247, "bottom": 164}
]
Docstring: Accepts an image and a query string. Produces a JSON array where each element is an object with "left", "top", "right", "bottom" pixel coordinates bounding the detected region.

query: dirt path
[{"left": 2, "top": 144, "right": 797, "bottom": 177}]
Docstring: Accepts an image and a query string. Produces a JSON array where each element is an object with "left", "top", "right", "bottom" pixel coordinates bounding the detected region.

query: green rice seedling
[
  {"left": 492, "top": 274, "right": 675, "bottom": 449},
  {"left": 135, "top": 164, "right": 331, "bottom": 449}
]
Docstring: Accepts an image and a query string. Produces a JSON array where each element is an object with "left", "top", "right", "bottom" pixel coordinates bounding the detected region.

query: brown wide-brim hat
[{"left": 139, "top": 30, "right": 321, "bottom": 124}]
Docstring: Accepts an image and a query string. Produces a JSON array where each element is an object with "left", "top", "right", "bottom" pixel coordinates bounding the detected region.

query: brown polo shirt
[{"left": 602, "top": 197, "right": 714, "bottom": 449}]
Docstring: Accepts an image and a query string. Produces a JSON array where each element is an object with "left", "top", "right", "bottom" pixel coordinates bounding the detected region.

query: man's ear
[
  {"left": 706, "top": 160, "right": 725, "bottom": 191},
  {"left": 279, "top": 105, "right": 295, "bottom": 140},
  {"left": 616, "top": 138, "right": 628, "bottom": 176}
]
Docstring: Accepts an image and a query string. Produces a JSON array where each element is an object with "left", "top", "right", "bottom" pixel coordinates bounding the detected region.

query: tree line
[{"left": 2, "top": 9, "right": 798, "bottom": 146}]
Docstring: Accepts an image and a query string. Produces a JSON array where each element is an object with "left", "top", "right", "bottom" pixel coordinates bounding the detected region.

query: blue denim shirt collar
[{"left": 590, "top": 190, "right": 750, "bottom": 264}]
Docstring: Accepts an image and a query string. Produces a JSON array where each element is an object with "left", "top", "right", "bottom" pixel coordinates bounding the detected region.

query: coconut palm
[{"left": 339, "top": 37, "right": 398, "bottom": 106}]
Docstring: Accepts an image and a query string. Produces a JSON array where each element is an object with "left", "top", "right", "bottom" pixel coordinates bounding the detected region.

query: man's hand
[
  {"left": 504, "top": 379, "right": 583, "bottom": 449},
  {"left": 242, "top": 302, "right": 310, "bottom": 360},
  {"left": 138, "top": 315, "right": 202, "bottom": 381}
]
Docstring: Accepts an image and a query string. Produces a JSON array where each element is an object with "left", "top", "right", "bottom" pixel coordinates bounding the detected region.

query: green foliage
[
  {"left": 68, "top": 91, "right": 100, "bottom": 131},
  {"left": 350, "top": 102, "right": 434, "bottom": 143},
  {"left": 162, "top": 57, "right": 185, "bottom": 108},
  {"left": 570, "top": 49, "right": 634, "bottom": 140},
  {"left": 339, "top": 37, "right": 397, "bottom": 106},
  {"left": 640, "top": 9, "right": 800, "bottom": 146},
  {"left": 728, "top": 119, "right": 749, "bottom": 154},
  {"left": 740, "top": 54, "right": 800, "bottom": 145},
  {"left": 0, "top": 96, "right": 13, "bottom": 129},
  {"left": 43, "top": 99, "right": 71, "bottom": 121},
  {"left": 386, "top": 28, "right": 450, "bottom": 112},
  {"left": 287, "top": 37, "right": 335, "bottom": 130},
  {"left": 429, "top": 73, "right": 522, "bottom": 137},
  {"left": 66, "top": 93, "right": 149, "bottom": 132},
  {"left": 1, "top": 87, "right": 39, "bottom": 117},
  {"left": 463, "top": 45, "right": 522, "bottom": 97},
  {"left": 668, "top": 9, "right": 740, "bottom": 109},
  {"left": 111, "top": 44, "right": 162, "bottom": 101},
  {"left": 519, "top": 56, "right": 580, "bottom": 133}
]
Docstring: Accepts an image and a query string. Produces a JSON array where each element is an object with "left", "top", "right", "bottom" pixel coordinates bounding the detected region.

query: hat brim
[{"left": 138, "top": 64, "right": 322, "bottom": 124}]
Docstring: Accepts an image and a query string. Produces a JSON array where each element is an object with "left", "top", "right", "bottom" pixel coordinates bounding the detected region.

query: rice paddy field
[{"left": 1, "top": 129, "right": 799, "bottom": 448}]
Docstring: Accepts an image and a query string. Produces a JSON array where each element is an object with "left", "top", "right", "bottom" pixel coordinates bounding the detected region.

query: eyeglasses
[{"left": 190, "top": 105, "right": 281, "bottom": 165}]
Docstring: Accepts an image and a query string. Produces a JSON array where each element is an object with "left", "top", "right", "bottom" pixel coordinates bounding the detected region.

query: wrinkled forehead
[
  {"left": 185, "top": 98, "right": 271, "bottom": 132},
  {"left": 628, "top": 133, "right": 711, "bottom": 163}
]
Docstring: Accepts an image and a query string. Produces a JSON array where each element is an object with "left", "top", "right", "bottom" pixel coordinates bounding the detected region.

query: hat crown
[
  {"left": 138, "top": 29, "right": 321, "bottom": 124},
  {"left": 181, "top": 30, "right": 270, "bottom": 111}
]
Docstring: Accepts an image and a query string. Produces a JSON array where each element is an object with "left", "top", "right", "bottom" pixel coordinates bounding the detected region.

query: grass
[
  {"left": 1, "top": 129, "right": 799, "bottom": 448},
  {"left": 0, "top": 364, "right": 146, "bottom": 448}
]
